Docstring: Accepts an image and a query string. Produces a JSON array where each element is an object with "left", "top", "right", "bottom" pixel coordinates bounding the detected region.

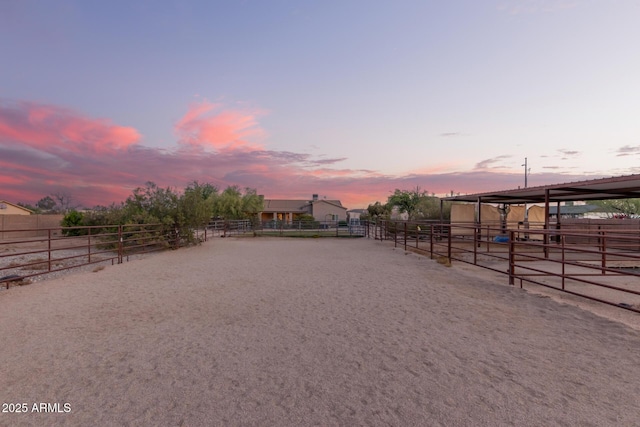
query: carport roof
[{"left": 443, "top": 174, "right": 640, "bottom": 204}]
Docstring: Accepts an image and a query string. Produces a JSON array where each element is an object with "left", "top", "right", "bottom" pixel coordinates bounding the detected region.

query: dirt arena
[{"left": 1, "top": 237, "right": 639, "bottom": 426}]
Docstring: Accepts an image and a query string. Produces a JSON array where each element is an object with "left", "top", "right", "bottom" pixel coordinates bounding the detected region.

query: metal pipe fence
[
  {"left": 206, "top": 219, "right": 369, "bottom": 237},
  {"left": 1, "top": 224, "right": 209, "bottom": 288},
  {"left": 257, "top": 220, "right": 367, "bottom": 237},
  {"left": 373, "top": 219, "right": 640, "bottom": 313}
]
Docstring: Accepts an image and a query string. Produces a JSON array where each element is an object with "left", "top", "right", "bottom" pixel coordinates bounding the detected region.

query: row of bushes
[{"left": 60, "top": 182, "right": 262, "bottom": 247}]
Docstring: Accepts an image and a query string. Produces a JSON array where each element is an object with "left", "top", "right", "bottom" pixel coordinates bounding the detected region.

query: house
[
  {"left": 548, "top": 204, "right": 604, "bottom": 219},
  {"left": 347, "top": 209, "right": 367, "bottom": 225},
  {"left": 0, "top": 200, "right": 33, "bottom": 215},
  {"left": 260, "top": 194, "right": 347, "bottom": 223},
  {"left": 390, "top": 206, "right": 409, "bottom": 221}
]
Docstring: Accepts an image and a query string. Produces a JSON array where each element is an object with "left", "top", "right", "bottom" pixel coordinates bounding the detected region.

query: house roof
[
  {"left": 443, "top": 174, "right": 640, "bottom": 204},
  {"left": 261, "top": 198, "right": 347, "bottom": 213},
  {"left": 0, "top": 200, "right": 34, "bottom": 214},
  {"left": 311, "top": 199, "right": 346, "bottom": 210},
  {"left": 548, "top": 204, "right": 603, "bottom": 215},
  {"left": 262, "top": 199, "right": 309, "bottom": 212}
]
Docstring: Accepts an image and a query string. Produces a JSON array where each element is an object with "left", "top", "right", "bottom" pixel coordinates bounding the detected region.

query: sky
[{"left": 1, "top": 0, "right": 640, "bottom": 210}]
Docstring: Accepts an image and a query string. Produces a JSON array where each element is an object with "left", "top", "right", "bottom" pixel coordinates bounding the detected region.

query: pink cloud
[
  {"left": 1, "top": 98, "right": 602, "bottom": 210},
  {"left": 0, "top": 100, "right": 141, "bottom": 156},
  {"left": 174, "top": 100, "right": 265, "bottom": 151}
]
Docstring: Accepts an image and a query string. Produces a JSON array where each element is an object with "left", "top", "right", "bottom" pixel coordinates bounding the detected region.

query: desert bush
[{"left": 61, "top": 210, "right": 86, "bottom": 236}]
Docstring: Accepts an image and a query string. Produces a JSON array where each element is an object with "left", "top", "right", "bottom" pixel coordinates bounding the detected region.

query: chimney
[{"left": 312, "top": 194, "right": 318, "bottom": 201}]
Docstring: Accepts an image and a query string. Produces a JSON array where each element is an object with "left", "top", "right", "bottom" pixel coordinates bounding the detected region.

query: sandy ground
[{"left": 1, "top": 237, "right": 639, "bottom": 426}]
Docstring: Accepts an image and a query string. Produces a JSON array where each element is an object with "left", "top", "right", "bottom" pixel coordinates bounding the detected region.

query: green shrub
[{"left": 61, "top": 210, "right": 86, "bottom": 236}]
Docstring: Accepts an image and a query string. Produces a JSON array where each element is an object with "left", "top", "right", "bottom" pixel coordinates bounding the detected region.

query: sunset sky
[{"left": 2, "top": 0, "right": 639, "bottom": 209}]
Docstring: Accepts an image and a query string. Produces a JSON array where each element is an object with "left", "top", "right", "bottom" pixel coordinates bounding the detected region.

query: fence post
[
  {"left": 509, "top": 230, "right": 515, "bottom": 286},
  {"left": 430, "top": 224, "right": 434, "bottom": 259},
  {"left": 601, "top": 230, "right": 607, "bottom": 274},
  {"left": 404, "top": 222, "right": 407, "bottom": 250},
  {"left": 118, "top": 225, "right": 123, "bottom": 264},
  {"left": 486, "top": 225, "right": 490, "bottom": 252},
  {"left": 561, "top": 234, "right": 566, "bottom": 290},
  {"left": 48, "top": 228, "right": 52, "bottom": 272},
  {"left": 394, "top": 222, "right": 397, "bottom": 248},
  {"left": 474, "top": 225, "right": 478, "bottom": 265},
  {"left": 447, "top": 223, "right": 452, "bottom": 262}
]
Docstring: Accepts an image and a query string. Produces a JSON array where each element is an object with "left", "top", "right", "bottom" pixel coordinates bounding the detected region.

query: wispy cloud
[
  {"left": 616, "top": 145, "right": 640, "bottom": 157},
  {"left": 558, "top": 149, "right": 580, "bottom": 156},
  {"left": 474, "top": 155, "right": 512, "bottom": 170},
  {"left": 556, "top": 148, "right": 581, "bottom": 160},
  {"left": 307, "top": 157, "right": 348, "bottom": 166}
]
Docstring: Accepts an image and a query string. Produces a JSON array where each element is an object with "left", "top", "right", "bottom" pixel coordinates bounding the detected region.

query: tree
[
  {"left": 367, "top": 201, "right": 390, "bottom": 219},
  {"left": 240, "top": 188, "right": 263, "bottom": 221},
  {"left": 387, "top": 187, "right": 427, "bottom": 220},
  {"left": 17, "top": 202, "right": 41, "bottom": 214},
  {"left": 212, "top": 186, "right": 263, "bottom": 220},
  {"left": 36, "top": 196, "right": 57, "bottom": 212},
  {"left": 61, "top": 210, "right": 86, "bottom": 236},
  {"left": 52, "top": 192, "right": 76, "bottom": 213},
  {"left": 123, "top": 182, "right": 179, "bottom": 225},
  {"left": 414, "top": 194, "right": 452, "bottom": 220},
  {"left": 367, "top": 188, "right": 452, "bottom": 221},
  {"left": 212, "top": 186, "right": 241, "bottom": 219},
  {"left": 179, "top": 181, "right": 216, "bottom": 229},
  {"left": 592, "top": 199, "right": 640, "bottom": 218},
  {"left": 43, "top": 181, "right": 263, "bottom": 247},
  {"left": 185, "top": 181, "right": 218, "bottom": 200}
]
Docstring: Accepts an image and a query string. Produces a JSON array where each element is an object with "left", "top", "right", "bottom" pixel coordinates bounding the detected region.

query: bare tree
[{"left": 52, "top": 192, "right": 76, "bottom": 213}]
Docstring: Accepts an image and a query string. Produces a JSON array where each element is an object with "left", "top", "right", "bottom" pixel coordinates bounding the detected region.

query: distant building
[
  {"left": 0, "top": 200, "right": 33, "bottom": 215},
  {"left": 548, "top": 204, "right": 604, "bottom": 219},
  {"left": 390, "top": 206, "right": 409, "bottom": 221},
  {"left": 260, "top": 194, "right": 347, "bottom": 223},
  {"left": 347, "top": 209, "right": 367, "bottom": 225}
]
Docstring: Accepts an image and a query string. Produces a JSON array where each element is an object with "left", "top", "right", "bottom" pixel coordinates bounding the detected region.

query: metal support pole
[
  {"left": 509, "top": 230, "right": 515, "bottom": 286},
  {"left": 544, "top": 189, "right": 550, "bottom": 259},
  {"left": 48, "top": 229, "right": 52, "bottom": 272},
  {"left": 118, "top": 225, "right": 123, "bottom": 264},
  {"left": 430, "top": 224, "right": 434, "bottom": 259},
  {"left": 447, "top": 223, "right": 452, "bottom": 262},
  {"left": 404, "top": 222, "right": 407, "bottom": 250}
]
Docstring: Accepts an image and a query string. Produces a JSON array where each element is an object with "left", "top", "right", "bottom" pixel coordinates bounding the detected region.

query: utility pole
[
  {"left": 522, "top": 157, "right": 529, "bottom": 188},
  {"left": 521, "top": 157, "right": 530, "bottom": 234}
]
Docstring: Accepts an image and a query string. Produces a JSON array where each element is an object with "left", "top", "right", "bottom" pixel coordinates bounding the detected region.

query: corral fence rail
[
  {"left": 208, "top": 220, "right": 253, "bottom": 236},
  {"left": 207, "top": 220, "right": 369, "bottom": 237},
  {"left": 258, "top": 220, "right": 368, "bottom": 237},
  {"left": 373, "top": 219, "right": 640, "bottom": 314},
  {"left": 0, "top": 224, "right": 211, "bottom": 288}
]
